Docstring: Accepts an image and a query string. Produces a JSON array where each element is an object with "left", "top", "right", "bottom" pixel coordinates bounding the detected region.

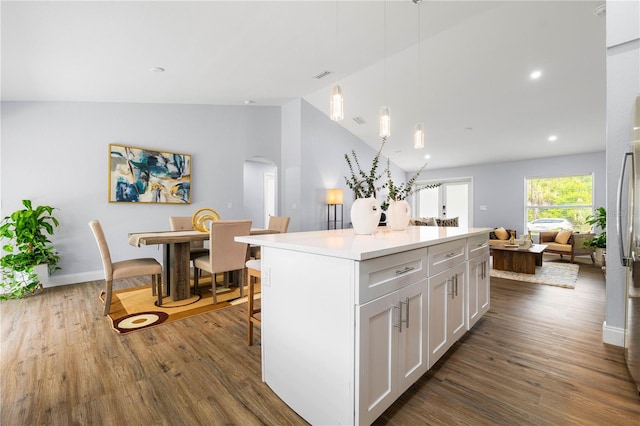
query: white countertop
[{"left": 236, "top": 226, "right": 491, "bottom": 261}]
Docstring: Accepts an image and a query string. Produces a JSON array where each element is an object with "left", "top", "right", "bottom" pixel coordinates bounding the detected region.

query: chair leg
[
  {"left": 239, "top": 268, "right": 245, "bottom": 299},
  {"left": 247, "top": 273, "right": 254, "bottom": 346},
  {"left": 103, "top": 280, "right": 113, "bottom": 316},
  {"left": 155, "top": 274, "right": 163, "bottom": 307}
]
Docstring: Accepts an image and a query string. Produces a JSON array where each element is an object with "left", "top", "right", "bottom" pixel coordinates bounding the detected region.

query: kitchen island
[{"left": 237, "top": 226, "right": 491, "bottom": 425}]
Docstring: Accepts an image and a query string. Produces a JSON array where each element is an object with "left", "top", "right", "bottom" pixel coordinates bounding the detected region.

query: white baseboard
[
  {"left": 45, "top": 270, "right": 104, "bottom": 288},
  {"left": 602, "top": 321, "right": 625, "bottom": 347}
]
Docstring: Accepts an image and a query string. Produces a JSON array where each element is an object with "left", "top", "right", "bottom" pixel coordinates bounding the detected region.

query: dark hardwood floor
[{"left": 1, "top": 256, "right": 639, "bottom": 425}]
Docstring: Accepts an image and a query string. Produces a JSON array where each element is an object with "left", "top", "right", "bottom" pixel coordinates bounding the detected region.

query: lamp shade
[{"left": 327, "top": 188, "right": 344, "bottom": 205}]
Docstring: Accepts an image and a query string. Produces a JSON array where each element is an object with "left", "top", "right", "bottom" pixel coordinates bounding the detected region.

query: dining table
[{"left": 128, "top": 228, "right": 277, "bottom": 301}]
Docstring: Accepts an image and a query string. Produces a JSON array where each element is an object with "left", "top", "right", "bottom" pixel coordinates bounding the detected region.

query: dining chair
[
  {"left": 169, "top": 216, "right": 209, "bottom": 276},
  {"left": 245, "top": 259, "right": 261, "bottom": 345},
  {"left": 193, "top": 219, "right": 252, "bottom": 304},
  {"left": 88, "top": 220, "right": 163, "bottom": 316},
  {"left": 267, "top": 215, "right": 291, "bottom": 233},
  {"left": 250, "top": 215, "right": 290, "bottom": 259}
]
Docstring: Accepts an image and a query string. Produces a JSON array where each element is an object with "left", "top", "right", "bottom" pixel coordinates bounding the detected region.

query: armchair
[{"left": 539, "top": 231, "right": 595, "bottom": 263}]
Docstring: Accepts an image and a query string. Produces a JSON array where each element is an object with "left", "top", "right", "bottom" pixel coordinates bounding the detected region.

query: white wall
[
  {"left": 1, "top": 101, "right": 280, "bottom": 284},
  {"left": 604, "top": 0, "right": 640, "bottom": 345},
  {"left": 417, "top": 151, "right": 607, "bottom": 233}
]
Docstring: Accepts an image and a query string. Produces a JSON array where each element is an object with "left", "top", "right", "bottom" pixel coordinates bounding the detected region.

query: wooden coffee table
[{"left": 490, "top": 244, "right": 547, "bottom": 274}]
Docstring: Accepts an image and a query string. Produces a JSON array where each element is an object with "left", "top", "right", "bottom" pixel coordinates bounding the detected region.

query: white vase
[
  {"left": 351, "top": 197, "right": 381, "bottom": 235},
  {"left": 386, "top": 199, "right": 411, "bottom": 231}
]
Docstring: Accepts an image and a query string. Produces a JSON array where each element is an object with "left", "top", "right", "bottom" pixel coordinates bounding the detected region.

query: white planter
[
  {"left": 33, "top": 263, "right": 50, "bottom": 286},
  {"left": 350, "top": 197, "right": 381, "bottom": 235},
  {"left": 594, "top": 247, "right": 605, "bottom": 266},
  {"left": 386, "top": 199, "right": 411, "bottom": 231}
]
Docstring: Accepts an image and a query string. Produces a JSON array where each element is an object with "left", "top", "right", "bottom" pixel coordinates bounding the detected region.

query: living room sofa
[
  {"left": 489, "top": 227, "right": 517, "bottom": 247},
  {"left": 539, "top": 231, "right": 595, "bottom": 263}
]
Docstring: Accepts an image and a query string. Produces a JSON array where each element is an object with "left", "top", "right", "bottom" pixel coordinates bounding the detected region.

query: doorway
[
  {"left": 243, "top": 158, "right": 278, "bottom": 228},
  {"left": 416, "top": 178, "right": 472, "bottom": 227}
]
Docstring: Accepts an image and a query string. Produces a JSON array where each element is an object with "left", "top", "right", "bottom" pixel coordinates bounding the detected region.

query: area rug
[
  {"left": 489, "top": 262, "right": 580, "bottom": 289},
  {"left": 101, "top": 282, "right": 258, "bottom": 334}
]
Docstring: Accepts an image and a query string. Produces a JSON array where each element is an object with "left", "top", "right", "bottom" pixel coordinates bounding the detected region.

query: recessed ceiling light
[
  {"left": 530, "top": 70, "right": 542, "bottom": 80},
  {"left": 548, "top": 135, "right": 558, "bottom": 142},
  {"left": 149, "top": 67, "right": 165, "bottom": 73},
  {"left": 424, "top": 154, "right": 431, "bottom": 160},
  {"left": 244, "top": 100, "right": 256, "bottom": 105}
]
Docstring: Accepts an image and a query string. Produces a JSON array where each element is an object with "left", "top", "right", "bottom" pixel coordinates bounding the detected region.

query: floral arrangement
[
  {"left": 344, "top": 136, "right": 387, "bottom": 199},
  {"left": 382, "top": 159, "right": 441, "bottom": 210}
]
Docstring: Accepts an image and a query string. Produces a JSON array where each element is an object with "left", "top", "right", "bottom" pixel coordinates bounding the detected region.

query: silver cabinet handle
[
  {"left": 445, "top": 252, "right": 458, "bottom": 259},
  {"left": 447, "top": 278, "right": 455, "bottom": 298},
  {"left": 400, "top": 297, "right": 410, "bottom": 330},
  {"left": 455, "top": 274, "right": 458, "bottom": 297},
  {"left": 395, "top": 266, "right": 415, "bottom": 275}
]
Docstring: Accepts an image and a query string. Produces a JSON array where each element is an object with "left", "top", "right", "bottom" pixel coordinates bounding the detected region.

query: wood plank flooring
[{"left": 1, "top": 257, "right": 639, "bottom": 425}]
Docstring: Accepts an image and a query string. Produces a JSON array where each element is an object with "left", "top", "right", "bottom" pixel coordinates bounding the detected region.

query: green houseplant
[
  {"left": 584, "top": 206, "right": 606, "bottom": 265},
  {"left": 344, "top": 136, "right": 387, "bottom": 199},
  {"left": 0, "top": 200, "right": 61, "bottom": 299}
]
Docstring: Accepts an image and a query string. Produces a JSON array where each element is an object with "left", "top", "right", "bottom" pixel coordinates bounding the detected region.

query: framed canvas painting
[{"left": 109, "top": 144, "right": 192, "bottom": 204}]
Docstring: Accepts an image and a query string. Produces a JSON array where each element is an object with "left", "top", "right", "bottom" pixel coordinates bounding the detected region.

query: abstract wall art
[{"left": 109, "top": 144, "right": 192, "bottom": 204}]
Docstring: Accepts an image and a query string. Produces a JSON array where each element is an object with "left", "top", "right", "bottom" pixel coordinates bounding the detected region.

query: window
[{"left": 526, "top": 174, "right": 593, "bottom": 234}]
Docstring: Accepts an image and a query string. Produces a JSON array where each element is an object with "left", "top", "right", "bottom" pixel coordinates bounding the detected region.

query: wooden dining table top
[{"left": 128, "top": 228, "right": 277, "bottom": 247}]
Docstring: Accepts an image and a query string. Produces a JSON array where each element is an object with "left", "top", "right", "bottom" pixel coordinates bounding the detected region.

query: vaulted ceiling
[{"left": 1, "top": 1, "right": 606, "bottom": 171}]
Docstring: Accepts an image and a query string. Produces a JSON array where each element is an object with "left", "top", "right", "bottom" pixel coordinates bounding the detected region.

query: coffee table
[{"left": 490, "top": 244, "right": 547, "bottom": 274}]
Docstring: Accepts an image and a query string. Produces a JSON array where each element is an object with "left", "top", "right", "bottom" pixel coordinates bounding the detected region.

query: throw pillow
[
  {"left": 494, "top": 227, "right": 509, "bottom": 240},
  {"left": 555, "top": 230, "right": 572, "bottom": 245},
  {"left": 436, "top": 217, "right": 459, "bottom": 227}
]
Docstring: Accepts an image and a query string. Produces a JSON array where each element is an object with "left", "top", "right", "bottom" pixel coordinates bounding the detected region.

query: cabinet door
[
  {"left": 468, "top": 254, "right": 490, "bottom": 329},
  {"left": 397, "top": 279, "right": 429, "bottom": 394},
  {"left": 448, "top": 263, "right": 467, "bottom": 343},
  {"left": 428, "top": 263, "right": 467, "bottom": 368},
  {"left": 356, "top": 292, "right": 399, "bottom": 425}
]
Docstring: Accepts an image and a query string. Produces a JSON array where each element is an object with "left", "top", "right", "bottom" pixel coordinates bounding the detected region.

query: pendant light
[
  {"left": 413, "top": 0, "right": 424, "bottom": 149},
  {"left": 379, "top": 1, "right": 391, "bottom": 138},
  {"left": 330, "top": 1, "right": 344, "bottom": 121},
  {"left": 330, "top": 83, "right": 344, "bottom": 121}
]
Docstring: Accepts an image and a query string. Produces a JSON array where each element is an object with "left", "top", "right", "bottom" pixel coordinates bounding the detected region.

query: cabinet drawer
[
  {"left": 467, "top": 233, "right": 490, "bottom": 260},
  {"left": 356, "top": 248, "right": 428, "bottom": 305},
  {"left": 428, "top": 239, "right": 466, "bottom": 276}
]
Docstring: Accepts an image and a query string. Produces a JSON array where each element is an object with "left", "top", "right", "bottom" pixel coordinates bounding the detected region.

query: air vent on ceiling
[
  {"left": 312, "top": 71, "right": 332, "bottom": 80},
  {"left": 353, "top": 116, "right": 367, "bottom": 125}
]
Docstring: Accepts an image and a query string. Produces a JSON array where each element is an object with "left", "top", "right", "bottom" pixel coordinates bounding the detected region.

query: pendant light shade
[
  {"left": 330, "top": 83, "right": 344, "bottom": 121},
  {"left": 379, "top": 106, "right": 391, "bottom": 138},
  {"left": 414, "top": 123, "right": 425, "bottom": 149}
]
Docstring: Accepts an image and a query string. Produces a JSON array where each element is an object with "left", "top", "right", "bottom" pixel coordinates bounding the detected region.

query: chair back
[
  {"left": 572, "top": 232, "right": 596, "bottom": 255},
  {"left": 169, "top": 216, "right": 204, "bottom": 248},
  {"left": 88, "top": 220, "right": 113, "bottom": 280},
  {"left": 268, "top": 215, "right": 290, "bottom": 233},
  {"left": 209, "top": 220, "right": 252, "bottom": 274}
]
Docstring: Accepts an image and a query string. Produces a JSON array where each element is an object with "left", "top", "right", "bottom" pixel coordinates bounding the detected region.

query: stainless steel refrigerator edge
[{"left": 617, "top": 94, "right": 640, "bottom": 397}]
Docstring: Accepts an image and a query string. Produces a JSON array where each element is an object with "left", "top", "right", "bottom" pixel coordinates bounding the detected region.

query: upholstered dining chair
[
  {"left": 267, "top": 215, "right": 290, "bottom": 233},
  {"left": 169, "top": 216, "right": 209, "bottom": 273},
  {"left": 88, "top": 220, "right": 163, "bottom": 316},
  {"left": 193, "top": 219, "right": 252, "bottom": 304},
  {"left": 245, "top": 259, "right": 261, "bottom": 346},
  {"left": 250, "top": 215, "right": 290, "bottom": 259}
]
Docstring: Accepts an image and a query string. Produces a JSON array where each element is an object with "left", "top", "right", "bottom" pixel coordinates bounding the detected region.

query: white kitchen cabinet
[
  {"left": 428, "top": 262, "right": 466, "bottom": 368},
  {"left": 236, "top": 226, "right": 491, "bottom": 426},
  {"left": 467, "top": 253, "right": 490, "bottom": 330},
  {"left": 356, "top": 279, "right": 428, "bottom": 425}
]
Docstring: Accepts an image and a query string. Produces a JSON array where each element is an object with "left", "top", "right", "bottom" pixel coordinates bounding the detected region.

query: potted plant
[
  {"left": 382, "top": 159, "right": 440, "bottom": 231},
  {"left": 0, "top": 200, "right": 61, "bottom": 299},
  {"left": 344, "top": 137, "right": 387, "bottom": 234},
  {"left": 584, "top": 206, "right": 606, "bottom": 265}
]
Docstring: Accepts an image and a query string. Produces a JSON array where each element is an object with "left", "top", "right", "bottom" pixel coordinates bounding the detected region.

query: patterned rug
[
  {"left": 101, "top": 281, "right": 258, "bottom": 333},
  {"left": 490, "top": 262, "right": 580, "bottom": 289}
]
